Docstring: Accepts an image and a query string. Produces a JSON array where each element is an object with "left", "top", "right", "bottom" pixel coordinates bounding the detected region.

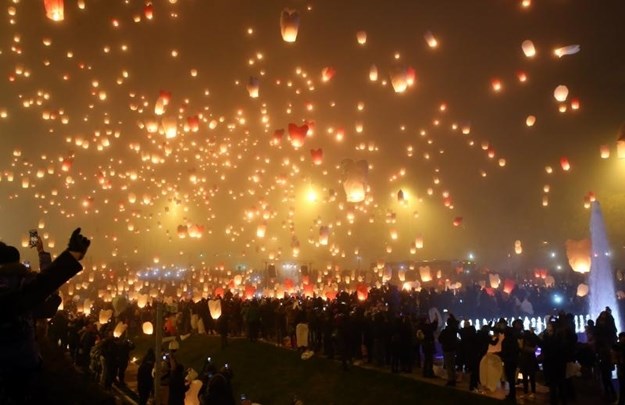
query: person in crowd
[
  {"left": 168, "top": 355, "right": 189, "bottom": 405},
  {"left": 438, "top": 314, "right": 460, "bottom": 386},
  {"left": 501, "top": 320, "right": 522, "bottom": 402},
  {"left": 613, "top": 332, "right": 625, "bottom": 405},
  {"left": 0, "top": 228, "right": 90, "bottom": 404},
  {"left": 421, "top": 315, "right": 437, "bottom": 378},
  {"left": 200, "top": 365, "right": 235, "bottom": 405},
  {"left": 519, "top": 327, "right": 539, "bottom": 399},
  {"left": 115, "top": 334, "right": 135, "bottom": 386},
  {"left": 137, "top": 348, "right": 155, "bottom": 405}
]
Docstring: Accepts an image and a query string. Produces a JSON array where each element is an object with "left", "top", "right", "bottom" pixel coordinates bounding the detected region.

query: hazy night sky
[{"left": 1, "top": 0, "right": 625, "bottom": 272}]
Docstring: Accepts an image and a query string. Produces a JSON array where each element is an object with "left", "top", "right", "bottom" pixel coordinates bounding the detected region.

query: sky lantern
[
  {"left": 186, "top": 115, "right": 200, "bottom": 132},
  {"left": 419, "top": 266, "right": 432, "bottom": 283},
  {"left": 137, "top": 294, "right": 148, "bottom": 309},
  {"left": 369, "top": 65, "right": 378, "bottom": 81},
  {"left": 113, "top": 322, "right": 127, "bottom": 338},
  {"left": 356, "top": 30, "right": 367, "bottom": 45},
  {"left": 600, "top": 145, "right": 610, "bottom": 159},
  {"left": 514, "top": 240, "right": 522, "bottom": 254},
  {"left": 319, "top": 226, "right": 330, "bottom": 245},
  {"left": 288, "top": 123, "right": 308, "bottom": 149},
  {"left": 321, "top": 67, "right": 336, "bottom": 82},
  {"left": 576, "top": 283, "right": 589, "bottom": 298},
  {"left": 566, "top": 239, "right": 591, "bottom": 273},
  {"left": 560, "top": 157, "right": 571, "bottom": 171},
  {"left": 356, "top": 283, "right": 368, "bottom": 301},
  {"left": 554, "top": 44, "right": 580, "bottom": 58},
  {"left": 142, "top": 321, "right": 154, "bottom": 335},
  {"left": 553, "top": 85, "right": 569, "bottom": 102},
  {"left": 256, "top": 222, "right": 267, "bottom": 238},
  {"left": 424, "top": 31, "right": 438, "bottom": 48},
  {"left": 521, "top": 40, "right": 536, "bottom": 57},
  {"left": 244, "top": 285, "right": 256, "bottom": 299},
  {"left": 617, "top": 123, "right": 625, "bottom": 159},
  {"left": 489, "top": 273, "right": 501, "bottom": 289},
  {"left": 98, "top": 309, "right": 113, "bottom": 324},
  {"left": 491, "top": 79, "right": 502, "bottom": 92},
  {"left": 341, "top": 159, "right": 368, "bottom": 203},
  {"left": 503, "top": 279, "right": 515, "bottom": 294},
  {"left": 390, "top": 67, "right": 413, "bottom": 93},
  {"left": 570, "top": 98, "right": 580, "bottom": 110},
  {"left": 208, "top": 299, "right": 221, "bottom": 319},
  {"left": 280, "top": 9, "right": 300, "bottom": 42},
  {"left": 525, "top": 115, "right": 536, "bottom": 127},
  {"left": 247, "top": 76, "right": 260, "bottom": 98},
  {"left": 44, "top": 0, "right": 64, "bottom": 21},
  {"left": 453, "top": 217, "right": 463, "bottom": 227},
  {"left": 310, "top": 148, "right": 323, "bottom": 165},
  {"left": 162, "top": 116, "right": 177, "bottom": 139},
  {"left": 415, "top": 235, "right": 424, "bottom": 249},
  {"left": 144, "top": 2, "right": 154, "bottom": 20}
]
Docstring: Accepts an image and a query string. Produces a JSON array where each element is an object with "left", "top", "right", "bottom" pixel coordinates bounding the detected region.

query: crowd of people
[{"left": 3, "top": 227, "right": 625, "bottom": 404}]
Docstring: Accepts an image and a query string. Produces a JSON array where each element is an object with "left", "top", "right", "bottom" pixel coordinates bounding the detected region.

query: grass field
[{"left": 134, "top": 334, "right": 502, "bottom": 405}]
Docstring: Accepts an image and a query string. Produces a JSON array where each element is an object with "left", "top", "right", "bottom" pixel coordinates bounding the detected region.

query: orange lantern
[
  {"left": 44, "top": 0, "right": 64, "bottom": 21},
  {"left": 356, "top": 284, "right": 368, "bottom": 301},
  {"left": 310, "top": 148, "right": 323, "bottom": 165},
  {"left": 288, "top": 123, "right": 308, "bottom": 149},
  {"left": 144, "top": 2, "right": 154, "bottom": 20},
  {"left": 208, "top": 299, "right": 222, "bottom": 320},
  {"left": 560, "top": 157, "right": 571, "bottom": 171}
]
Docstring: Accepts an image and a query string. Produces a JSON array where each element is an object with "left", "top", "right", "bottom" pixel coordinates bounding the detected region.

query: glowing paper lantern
[
  {"left": 566, "top": 239, "right": 591, "bottom": 273},
  {"left": 208, "top": 299, "right": 222, "bottom": 320},
  {"left": 341, "top": 159, "right": 368, "bottom": 203},
  {"left": 514, "top": 240, "right": 523, "bottom": 255},
  {"left": 576, "top": 283, "right": 589, "bottom": 298},
  {"left": 356, "top": 284, "right": 368, "bottom": 301},
  {"left": 390, "top": 67, "right": 414, "bottom": 93},
  {"left": 554, "top": 45, "right": 580, "bottom": 58},
  {"left": 246, "top": 76, "right": 259, "bottom": 98},
  {"left": 288, "top": 123, "right": 308, "bottom": 149},
  {"left": 453, "top": 217, "right": 463, "bottom": 227},
  {"left": 424, "top": 31, "right": 438, "bottom": 48},
  {"left": 280, "top": 9, "right": 300, "bottom": 42},
  {"left": 553, "top": 85, "right": 569, "bottom": 102},
  {"left": 137, "top": 294, "right": 148, "bottom": 308},
  {"left": 419, "top": 266, "right": 432, "bottom": 283},
  {"left": 113, "top": 322, "right": 128, "bottom": 338},
  {"left": 503, "top": 279, "right": 515, "bottom": 294},
  {"left": 319, "top": 226, "right": 330, "bottom": 245},
  {"left": 521, "top": 40, "right": 536, "bottom": 57},
  {"left": 142, "top": 321, "right": 154, "bottom": 335},
  {"left": 144, "top": 2, "right": 154, "bottom": 20},
  {"left": 369, "top": 65, "right": 379, "bottom": 81},
  {"left": 44, "top": 0, "right": 64, "bottom": 21},
  {"left": 321, "top": 67, "right": 336, "bottom": 82},
  {"left": 526, "top": 115, "right": 536, "bottom": 127},
  {"left": 162, "top": 116, "right": 178, "bottom": 139},
  {"left": 415, "top": 235, "right": 424, "bottom": 249},
  {"left": 489, "top": 274, "right": 501, "bottom": 289},
  {"left": 98, "top": 309, "right": 113, "bottom": 324},
  {"left": 310, "top": 148, "right": 323, "bottom": 165},
  {"left": 356, "top": 31, "right": 367, "bottom": 45},
  {"left": 256, "top": 222, "right": 267, "bottom": 238},
  {"left": 560, "top": 157, "right": 571, "bottom": 171}
]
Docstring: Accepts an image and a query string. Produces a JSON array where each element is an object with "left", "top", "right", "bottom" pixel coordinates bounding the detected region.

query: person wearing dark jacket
[
  {"left": 137, "top": 348, "right": 155, "bottom": 405},
  {"left": 438, "top": 315, "right": 460, "bottom": 386},
  {"left": 168, "top": 358, "right": 189, "bottom": 405},
  {"left": 501, "top": 325, "right": 521, "bottom": 402},
  {"left": 0, "top": 228, "right": 90, "bottom": 404}
]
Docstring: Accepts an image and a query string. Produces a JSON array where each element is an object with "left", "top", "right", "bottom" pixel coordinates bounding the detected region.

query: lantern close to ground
[
  {"left": 113, "top": 322, "right": 127, "bottom": 338},
  {"left": 208, "top": 299, "right": 222, "bottom": 320},
  {"left": 142, "top": 321, "right": 154, "bottom": 335}
]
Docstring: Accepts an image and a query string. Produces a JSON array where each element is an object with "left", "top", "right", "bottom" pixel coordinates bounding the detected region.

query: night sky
[{"left": 2, "top": 0, "right": 625, "bottom": 272}]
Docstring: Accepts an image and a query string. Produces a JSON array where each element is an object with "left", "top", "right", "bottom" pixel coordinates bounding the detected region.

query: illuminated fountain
[{"left": 588, "top": 201, "right": 621, "bottom": 329}]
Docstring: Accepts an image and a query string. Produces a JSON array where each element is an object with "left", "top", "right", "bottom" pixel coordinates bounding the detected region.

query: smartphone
[{"left": 28, "top": 229, "right": 39, "bottom": 248}]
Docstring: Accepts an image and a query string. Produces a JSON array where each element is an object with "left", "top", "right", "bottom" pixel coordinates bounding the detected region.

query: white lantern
[
  {"left": 208, "top": 299, "right": 222, "bottom": 320},
  {"left": 142, "top": 321, "right": 154, "bottom": 335}
]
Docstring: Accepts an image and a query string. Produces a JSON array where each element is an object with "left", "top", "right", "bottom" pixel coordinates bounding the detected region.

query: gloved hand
[{"left": 67, "top": 228, "right": 90, "bottom": 260}]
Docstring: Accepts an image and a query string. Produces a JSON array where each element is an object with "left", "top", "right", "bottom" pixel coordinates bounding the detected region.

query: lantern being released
[
  {"left": 142, "top": 321, "right": 154, "bottom": 335},
  {"left": 280, "top": 9, "right": 300, "bottom": 42},
  {"left": 565, "top": 238, "right": 591, "bottom": 273},
  {"left": 208, "top": 299, "right": 222, "bottom": 320}
]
